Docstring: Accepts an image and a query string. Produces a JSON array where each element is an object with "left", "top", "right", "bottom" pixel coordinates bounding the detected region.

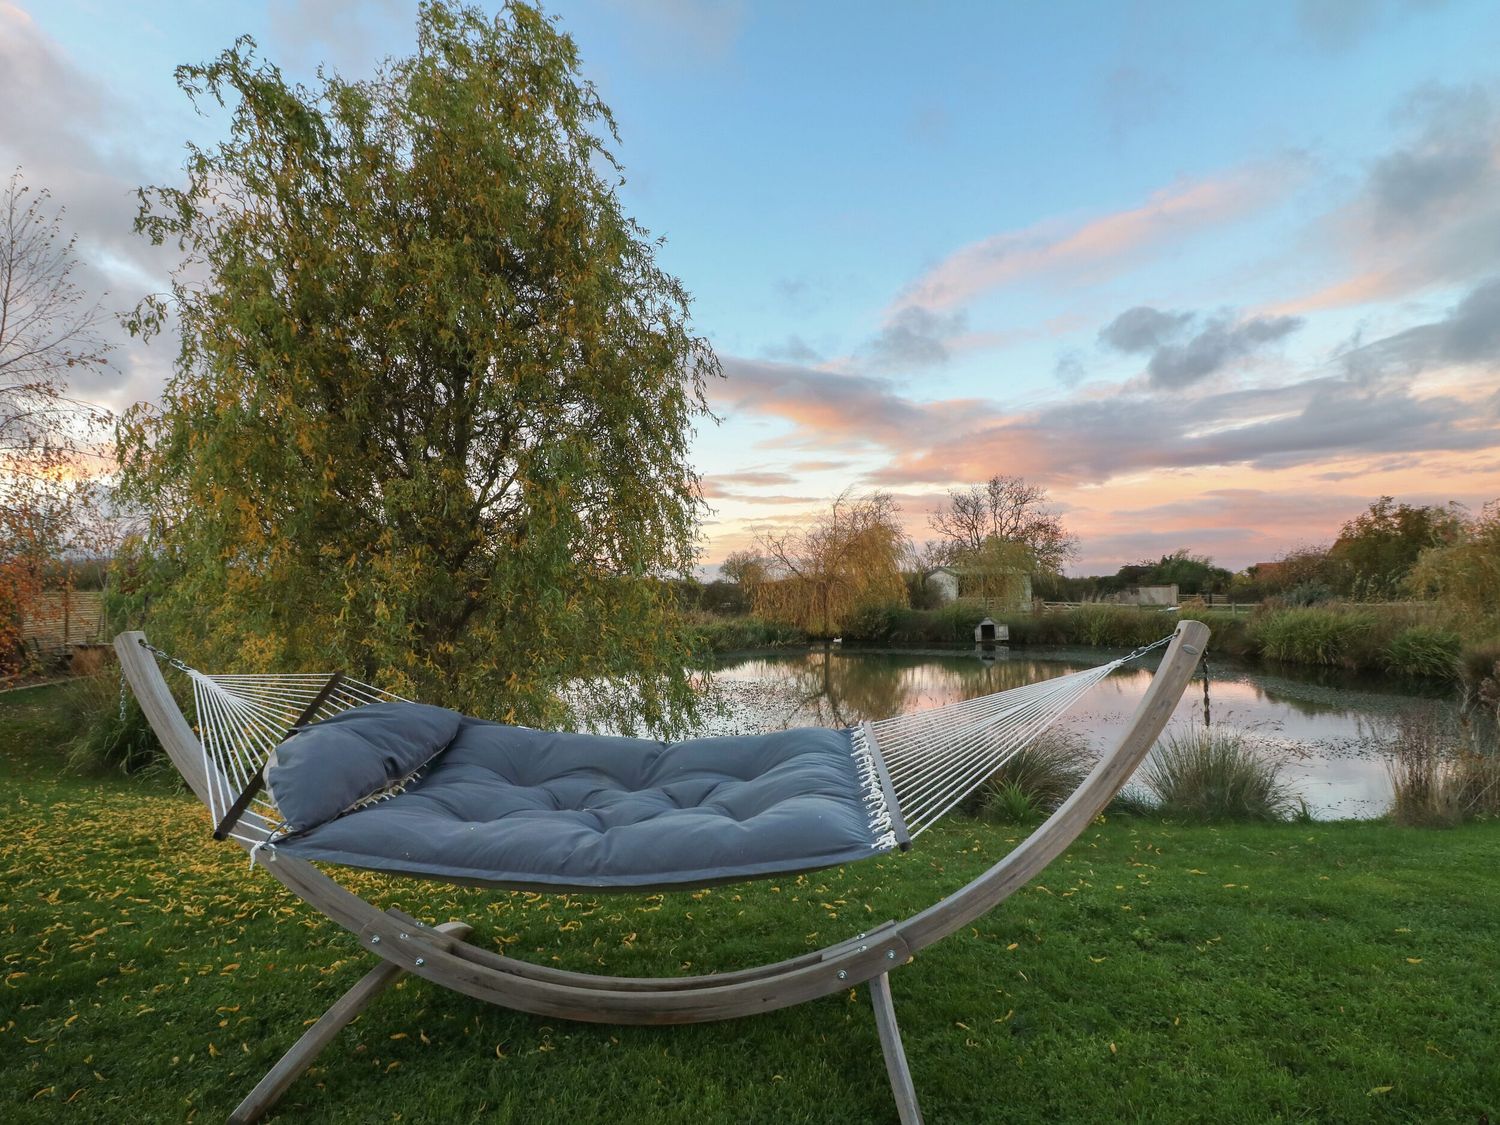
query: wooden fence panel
[{"left": 19, "top": 589, "right": 106, "bottom": 653}]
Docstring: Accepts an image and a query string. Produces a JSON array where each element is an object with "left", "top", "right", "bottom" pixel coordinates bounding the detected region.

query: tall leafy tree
[
  {"left": 719, "top": 548, "right": 767, "bottom": 590},
  {"left": 1120, "top": 549, "right": 1232, "bottom": 596},
  {"left": 119, "top": 3, "right": 718, "bottom": 732},
  {"left": 1328, "top": 497, "right": 1466, "bottom": 599}
]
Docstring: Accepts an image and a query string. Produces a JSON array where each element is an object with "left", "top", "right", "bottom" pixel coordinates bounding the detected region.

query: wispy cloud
[
  {"left": 1272, "top": 81, "right": 1500, "bottom": 314},
  {"left": 266, "top": 0, "right": 405, "bottom": 75},
  {"left": 863, "top": 305, "right": 966, "bottom": 371},
  {"left": 1338, "top": 275, "right": 1500, "bottom": 377},
  {"left": 591, "top": 0, "right": 745, "bottom": 69},
  {"left": 890, "top": 167, "right": 1291, "bottom": 314}
]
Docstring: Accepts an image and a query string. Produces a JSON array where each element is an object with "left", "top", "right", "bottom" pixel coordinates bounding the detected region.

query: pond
[{"left": 701, "top": 645, "right": 1456, "bottom": 820}]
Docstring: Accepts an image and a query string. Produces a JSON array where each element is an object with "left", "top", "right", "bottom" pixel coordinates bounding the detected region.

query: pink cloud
[
  {"left": 1260, "top": 269, "right": 1404, "bottom": 317},
  {"left": 892, "top": 167, "right": 1289, "bottom": 314}
]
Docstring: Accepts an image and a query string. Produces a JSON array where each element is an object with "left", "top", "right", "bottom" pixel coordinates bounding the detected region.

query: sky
[{"left": 4, "top": 0, "right": 1500, "bottom": 575}]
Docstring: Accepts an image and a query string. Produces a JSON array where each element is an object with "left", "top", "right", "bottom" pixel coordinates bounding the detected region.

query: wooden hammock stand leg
[
  {"left": 870, "top": 972, "right": 923, "bottom": 1125},
  {"left": 116, "top": 621, "right": 1208, "bottom": 1125},
  {"left": 228, "top": 921, "right": 473, "bottom": 1125}
]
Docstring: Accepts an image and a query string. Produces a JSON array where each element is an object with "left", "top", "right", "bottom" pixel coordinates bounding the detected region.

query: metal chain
[
  {"left": 1199, "top": 651, "right": 1213, "bottom": 727},
  {"left": 118, "top": 669, "right": 128, "bottom": 723},
  {"left": 1116, "top": 633, "right": 1174, "bottom": 666},
  {"left": 135, "top": 637, "right": 196, "bottom": 675}
]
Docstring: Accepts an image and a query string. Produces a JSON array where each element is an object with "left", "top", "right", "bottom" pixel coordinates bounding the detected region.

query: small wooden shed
[{"left": 974, "top": 617, "right": 1010, "bottom": 644}]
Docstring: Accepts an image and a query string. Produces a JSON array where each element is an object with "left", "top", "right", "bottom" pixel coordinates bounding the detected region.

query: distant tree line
[
  {"left": 1035, "top": 497, "right": 1478, "bottom": 605},
  {"left": 708, "top": 492, "right": 1498, "bottom": 637}
]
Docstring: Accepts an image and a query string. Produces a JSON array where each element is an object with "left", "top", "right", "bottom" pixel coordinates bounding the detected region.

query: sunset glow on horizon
[{"left": 4, "top": 0, "right": 1499, "bottom": 575}]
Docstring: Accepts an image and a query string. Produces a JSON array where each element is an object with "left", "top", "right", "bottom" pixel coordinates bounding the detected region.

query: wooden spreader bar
[
  {"left": 115, "top": 621, "right": 1209, "bottom": 1124},
  {"left": 210, "top": 670, "right": 345, "bottom": 840}
]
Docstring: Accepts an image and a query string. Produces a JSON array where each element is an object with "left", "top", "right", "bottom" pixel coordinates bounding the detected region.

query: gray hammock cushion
[{"left": 270, "top": 704, "right": 891, "bottom": 891}]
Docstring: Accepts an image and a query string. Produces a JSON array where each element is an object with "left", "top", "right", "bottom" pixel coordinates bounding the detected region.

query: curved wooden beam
[{"left": 114, "top": 622, "right": 1208, "bottom": 1027}]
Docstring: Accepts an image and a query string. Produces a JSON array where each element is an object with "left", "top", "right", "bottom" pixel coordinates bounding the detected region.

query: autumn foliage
[{"left": 0, "top": 170, "right": 110, "bottom": 671}]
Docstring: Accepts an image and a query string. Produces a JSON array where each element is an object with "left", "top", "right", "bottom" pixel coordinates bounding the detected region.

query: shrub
[
  {"left": 69, "top": 646, "right": 113, "bottom": 676},
  {"left": 1175, "top": 609, "right": 1256, "bottom": 658},
  {"left": 1282, "top": 581, "right": 1335, "bottom": 607},
  {"left": 1459, "top": 642, "right": 1500, "bottom": 712},
  {"left": 879, "top": 604, "right": 986, "bottom": 646},
  {"left": 1139, "top": 727, "right": 1295, "bottom": 822},
  {"left": 842, "top": 602, "right": 900, "bottom": 644},
  {"left": 971, "top": 731, "right": 1089, "bottom": 822},
  {"left": 1382, "top": 626, "right": 1462, "bottom": 680}
]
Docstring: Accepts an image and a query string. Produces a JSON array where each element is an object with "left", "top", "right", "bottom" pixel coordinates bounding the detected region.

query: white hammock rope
[
  {"left": 137, "top": 635, "right": 1172, "bottom": 849},
  {"left": 868, "top": 658, "right": 1129, "bottom": 838},
  {"left": 157, "top": 652, "right": 407, "bottom": 844}
]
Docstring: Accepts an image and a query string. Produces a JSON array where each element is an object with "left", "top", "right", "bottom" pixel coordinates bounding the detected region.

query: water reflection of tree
[{"left": 775, "top": 648, "right": 1094, "bottom": 728}]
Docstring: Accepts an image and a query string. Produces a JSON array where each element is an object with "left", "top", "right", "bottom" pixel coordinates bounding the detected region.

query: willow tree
[
  {"left": 118, "top": 2, "right": 717, "bottom": 733},
  {"left": 754, "top": 491, "right": 908, "bottom": 637},
  {"left": 953, "top": 536, "right": 1033, "bottom": 609}
]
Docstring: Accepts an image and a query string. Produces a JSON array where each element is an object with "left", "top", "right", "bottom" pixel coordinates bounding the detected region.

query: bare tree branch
[{"left": 928, "top": 474, "right": 1077, "bottom": 575}]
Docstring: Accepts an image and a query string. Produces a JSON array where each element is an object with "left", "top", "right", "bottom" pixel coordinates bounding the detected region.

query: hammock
[
  {"left": 115, "top": 623, "right": 1208, "bottom": 1125},
  {"left": 147, "top": 636, "right": 1172, "bottom": 891}
]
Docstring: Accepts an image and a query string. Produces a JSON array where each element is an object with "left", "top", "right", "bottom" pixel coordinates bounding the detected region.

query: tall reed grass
[
  {"left": 829, "top": 600, "right": 1482, "bottom": 683},
  {"left": 1384, "top": 711, "right": 1500, "bottom": 826},
  {"left": 1382, "top": 625, "right": 1462, "bottom": 680},
  {"left": 686, "top": 614, "right": 809, "bottom": 654},
  {"left": 1138, "top": 727, "right": 1295, "bottom": 822},
  {"left": 1251, "top": 607, "right": 1380, "bottom": 668}
]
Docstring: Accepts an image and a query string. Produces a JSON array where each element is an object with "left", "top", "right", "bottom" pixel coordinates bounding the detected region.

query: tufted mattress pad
[{"left": 272, "top": 709, "right": 901, "bottom": 891}]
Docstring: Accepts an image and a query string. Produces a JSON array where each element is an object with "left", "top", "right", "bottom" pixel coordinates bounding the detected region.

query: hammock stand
[{"left": 115, "top": 620, "right": 1209, "bottom": 1125}]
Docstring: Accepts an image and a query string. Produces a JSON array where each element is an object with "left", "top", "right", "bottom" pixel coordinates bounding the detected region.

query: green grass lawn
[{"left": 2, "top": 682, "right": 1498, "bottom": 1123}]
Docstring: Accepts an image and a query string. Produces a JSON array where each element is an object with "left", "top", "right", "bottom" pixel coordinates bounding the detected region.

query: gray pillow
[{"left": 265, "top": 702, "right": 462, "bottom": 833}]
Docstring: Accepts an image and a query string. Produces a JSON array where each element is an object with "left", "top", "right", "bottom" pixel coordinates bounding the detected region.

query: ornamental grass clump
[
  {"left": 973, "top": 730, "right": 1089, "bottom": 823},
  {"left": 1139, "top": 727, "right": 1294, "bottom": 822},
  {"left": 64, "top": 673, "right": 164, "bottom": 777}
]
